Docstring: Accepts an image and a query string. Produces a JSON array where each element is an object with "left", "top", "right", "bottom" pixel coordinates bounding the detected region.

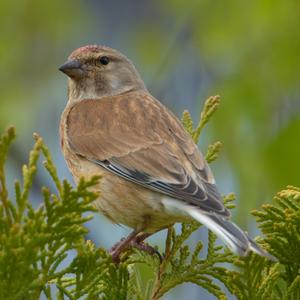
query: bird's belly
[
  {"left": 96, "top": 175, "right": 178, "bottom": 232},
  {"left": 67, "top": 156, "right": 186, "bottom": 232}
]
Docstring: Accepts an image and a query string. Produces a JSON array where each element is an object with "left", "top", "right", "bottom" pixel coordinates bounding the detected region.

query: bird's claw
[
  {"left": 109, "top": 235, "right": 162, "bottom": 263},
  {"left": 130, "top": 240, "right": 163, "bottom": 262}
]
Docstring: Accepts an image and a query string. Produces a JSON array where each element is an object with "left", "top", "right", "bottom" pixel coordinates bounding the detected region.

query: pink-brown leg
[
  {"left": 110, "top": 231, "right": 163, "bottom": 263},
  {"left": 130, "top": 239, "right": 163, "bottom": 262},
  {"left": 110, "top": 230, "right": 140, "bottom": 263}
]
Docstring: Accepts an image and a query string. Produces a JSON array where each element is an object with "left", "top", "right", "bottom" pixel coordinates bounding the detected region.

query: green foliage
[
  {"left": 127, "top": 223, "right": 236, "bottom": 300},
  {"left": 0, "top": 128, "right": 124, "bottom": 300},
  {"left": 182, "top": 95, "right": 221, "bottom": 144},
  {"left": 224, "top": 185, "right": 300, "bottom": 299},
  {"left": 0, "top": 97, "right": 299, "bottom": 299}
]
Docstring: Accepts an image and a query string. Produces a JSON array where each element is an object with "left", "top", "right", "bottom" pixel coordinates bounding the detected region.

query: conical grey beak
[{"left": 59, "top": 60, "right": 83, "bottom": 78}]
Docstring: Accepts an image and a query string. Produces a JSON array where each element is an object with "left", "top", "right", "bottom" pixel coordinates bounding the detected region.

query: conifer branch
[{"left": 0, "top": 96, "right": 299, "bottom": 299}]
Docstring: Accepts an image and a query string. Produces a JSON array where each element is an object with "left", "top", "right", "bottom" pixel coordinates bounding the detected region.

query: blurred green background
[{"left": 1, "top": 0, "right": 299, "bottom": 299}]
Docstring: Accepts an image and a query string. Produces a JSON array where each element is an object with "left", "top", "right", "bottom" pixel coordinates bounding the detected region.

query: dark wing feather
[{"left": 66, "top": 90, "right": 229, "bottom": 217}]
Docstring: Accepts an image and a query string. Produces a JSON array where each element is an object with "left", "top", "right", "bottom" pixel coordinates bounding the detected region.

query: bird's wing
[{"left": 66, "top": 90, "right": 229, "bottom": 217}]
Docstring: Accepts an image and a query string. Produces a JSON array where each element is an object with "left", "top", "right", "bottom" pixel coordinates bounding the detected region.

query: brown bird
[{"left": 59, "top": 45, "right": 275, "bottom": 262}]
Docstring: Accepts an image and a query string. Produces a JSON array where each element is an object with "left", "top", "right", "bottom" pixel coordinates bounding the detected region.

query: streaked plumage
[{"left": 59, "top": 45, "right": 276, "bottom": 260}]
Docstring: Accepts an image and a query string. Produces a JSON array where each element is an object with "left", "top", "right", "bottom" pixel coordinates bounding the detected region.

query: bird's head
[{"left": 59, "top": 45, "right": 146, "bottom": 101}]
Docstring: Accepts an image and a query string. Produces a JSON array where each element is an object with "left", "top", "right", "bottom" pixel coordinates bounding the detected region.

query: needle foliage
[{"left": 0, "top": 97, "right": 299, "bottom": 299}]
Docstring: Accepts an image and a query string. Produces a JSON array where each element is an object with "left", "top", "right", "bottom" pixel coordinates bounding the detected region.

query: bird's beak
[{"left": 59, "top": 59, "right": 83, "bottom": 78}]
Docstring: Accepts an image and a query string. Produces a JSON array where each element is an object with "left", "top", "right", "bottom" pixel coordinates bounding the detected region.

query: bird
[{"left": 59, "top": 45, "right": 276, "bottom": 262}]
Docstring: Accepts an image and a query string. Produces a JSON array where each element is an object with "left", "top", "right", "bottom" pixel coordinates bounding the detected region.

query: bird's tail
[
  {"left": 163, "top": 199, "right": 277, "bottom": 261},
  {"left": 188, "top": 207, "right": 277, "bottom": 261}
]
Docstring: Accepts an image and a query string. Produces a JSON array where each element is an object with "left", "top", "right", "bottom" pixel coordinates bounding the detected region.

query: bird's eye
[{"left": 99, "top": 56, "right": 109, "bottom": 65}]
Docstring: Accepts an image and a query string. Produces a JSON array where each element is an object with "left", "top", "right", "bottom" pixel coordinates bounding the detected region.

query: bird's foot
[
  {"left": 110, "top": 237, "right": 127, "bottom": 253},
  {"left": 109, "top": 231, "right": 161, "bottom": 263},
  {"left": 129, "top": 240, "right": 162, "bottom": 262},
  {"left": 110, "top": 231, "right": 139, "bottom": 263}
]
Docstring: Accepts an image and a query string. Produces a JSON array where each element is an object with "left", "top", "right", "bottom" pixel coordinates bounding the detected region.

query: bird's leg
[
  {"left": 110, "top": 231, "right": 162, "bottom": 263},
  {"left": 110, "top": 229, "right": 140, "bottom": 263},
  {"left": 135, "top": 232, "right": 152, "bottom": 243},
  {"left": 130, "top": 240, "right": 163, "bottom": 262},
  {"left": 129, "top": 232, "right": 163, "bottom": 262}
]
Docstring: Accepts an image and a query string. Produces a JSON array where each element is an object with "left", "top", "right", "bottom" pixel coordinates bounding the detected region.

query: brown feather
[
  {"left": 59, "top": 45, "right": 275, "bottom": 259},
  {"left": 65, "top": 90, "right": 229, "bottom": 217}
]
